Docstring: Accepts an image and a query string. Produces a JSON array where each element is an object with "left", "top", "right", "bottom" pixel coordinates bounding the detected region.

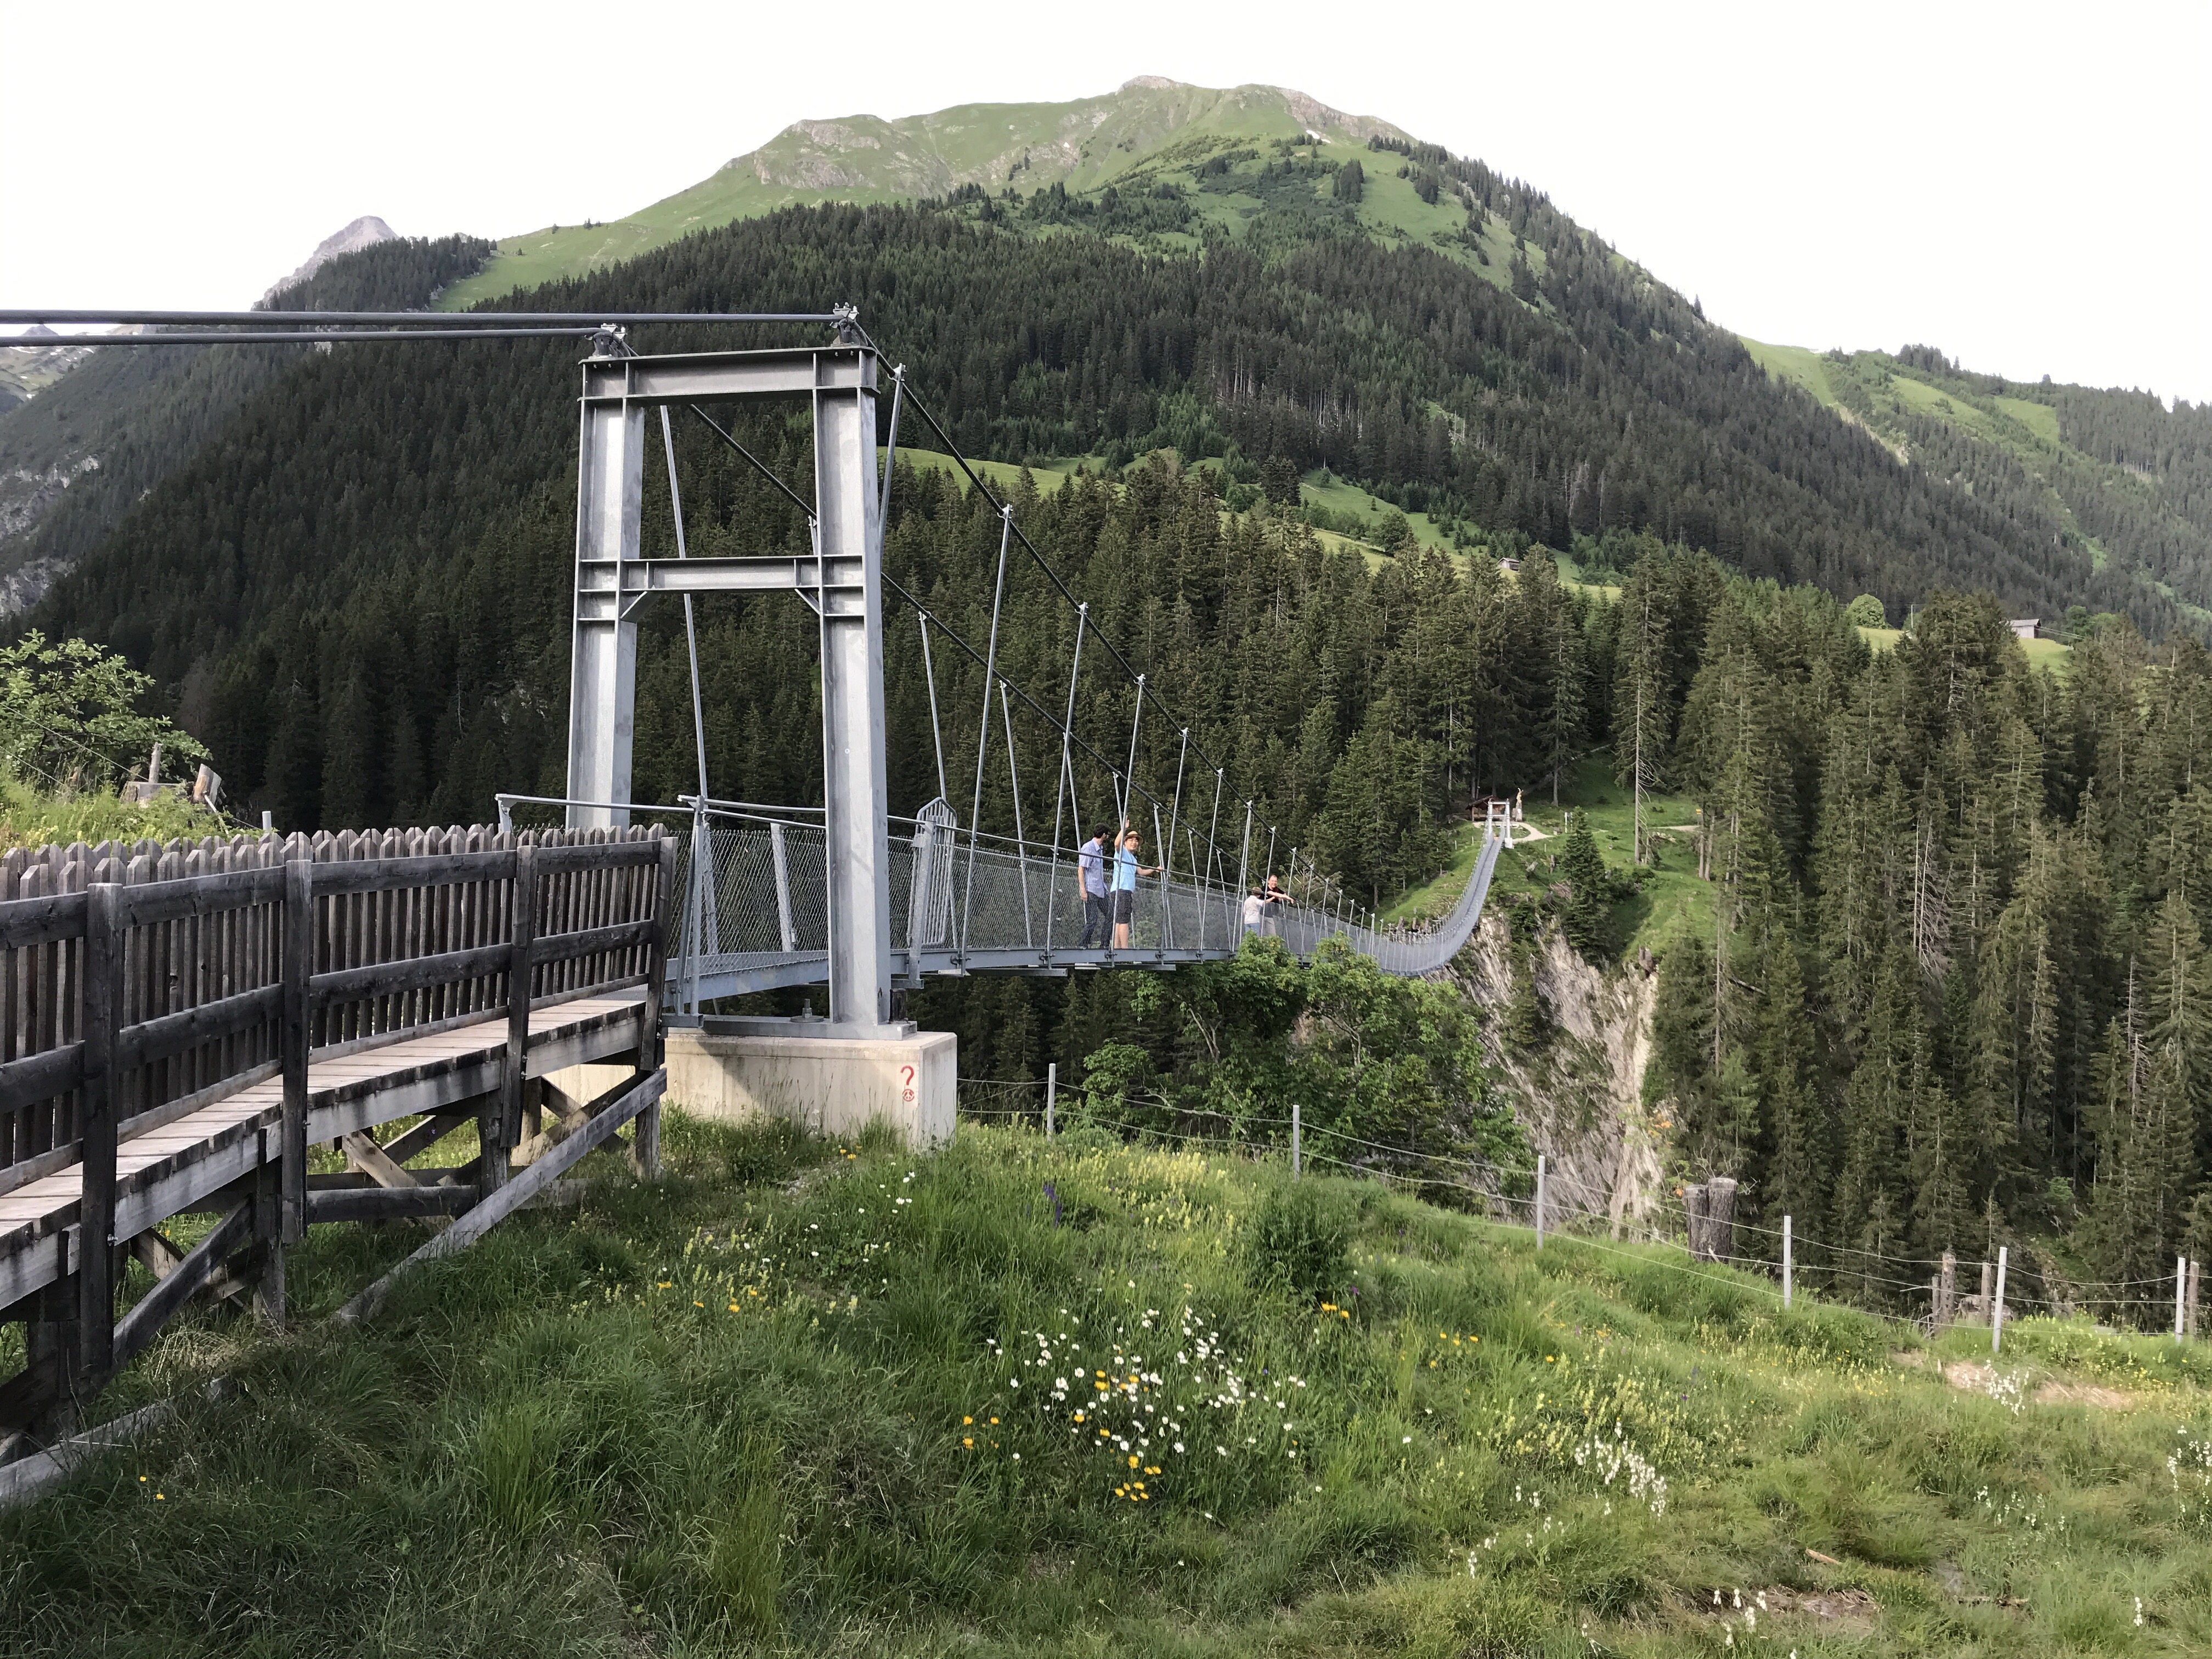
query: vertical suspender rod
[{"left": 960, "top": 507, "right": 1014, "bottom": 955}]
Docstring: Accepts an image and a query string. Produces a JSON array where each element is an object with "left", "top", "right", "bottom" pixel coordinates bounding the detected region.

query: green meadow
[{"left": 13, "top": 1113, "right": 2212, "bottom": 1656}]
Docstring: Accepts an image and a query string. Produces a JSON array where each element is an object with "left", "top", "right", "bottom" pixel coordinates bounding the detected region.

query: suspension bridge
[{"left": 0, "top": 305, "right": 1505, "bottom": 1466}]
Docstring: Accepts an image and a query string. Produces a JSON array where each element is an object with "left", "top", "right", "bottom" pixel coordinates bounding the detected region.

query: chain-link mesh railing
[{"left": 660, "top": 801, "right": 1505, "bottom": 1005}]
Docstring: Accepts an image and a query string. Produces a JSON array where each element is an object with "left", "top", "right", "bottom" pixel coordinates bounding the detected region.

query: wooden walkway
[
  {"left": 0, "top": 824, "right": 676, "bottom": 1447},
  {"left": 0, "top": 990, "right": 648, "bottom": 1312}
]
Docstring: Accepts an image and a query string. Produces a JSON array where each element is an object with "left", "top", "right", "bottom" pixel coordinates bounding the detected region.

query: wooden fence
[{"left": 0, "top": 823, "right": 670, "bottom": 1198}]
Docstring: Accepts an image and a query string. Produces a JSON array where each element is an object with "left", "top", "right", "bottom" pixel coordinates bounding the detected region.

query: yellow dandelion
[
  {"left": 729, "top": 1302, "right": 740, "bottom": 1312},
  {"left": 1128, "top": 1455, "right": 1140, "bottom": 1468},
  {"left": 989, "top": 1417, "right": 999, "bottom": 1425},
  {"left": 963, "top": 1437, "right": 974, "bottom": 1448},
  {"left": 963, "top": 1415, "right": 973, "bottom": 1425},
  {"left": 1074, "top": 1411, "right": 1086, "bottom": 1422}
]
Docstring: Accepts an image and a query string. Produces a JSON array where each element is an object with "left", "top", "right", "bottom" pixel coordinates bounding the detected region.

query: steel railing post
[{"left": 771, "top": 821, "right": 797, "bottom": 953}]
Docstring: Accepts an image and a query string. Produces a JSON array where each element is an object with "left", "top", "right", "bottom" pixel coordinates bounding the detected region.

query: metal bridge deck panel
[{"left": 0, "top": 992, "right": 646, "bottom": 1310}]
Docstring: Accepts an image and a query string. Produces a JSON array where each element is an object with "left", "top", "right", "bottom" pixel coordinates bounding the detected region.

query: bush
[
  {"left": 1845, "top": 594, "right": 1886, "bottom": 627},
  {"left": 1250, "top": 1177, "right": 1360, "bottom": 1296}
]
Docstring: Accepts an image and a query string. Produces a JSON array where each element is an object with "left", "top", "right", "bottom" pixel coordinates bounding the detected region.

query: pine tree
[
  {"left": 1610, "top": 558, "right": 1674, "bottom": 863},
  {"left": 1558, "top": 810, "right": 1609, "bottom": 956}
]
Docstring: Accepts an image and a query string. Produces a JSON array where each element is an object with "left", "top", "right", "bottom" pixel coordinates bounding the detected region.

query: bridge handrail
[{"left": 0, "top": 823, "right": 673, "bottom": 1195}]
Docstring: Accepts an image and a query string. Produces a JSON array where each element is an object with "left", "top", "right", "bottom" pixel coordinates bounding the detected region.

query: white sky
[{"left": 7, "top": 0, "right": 2207, "bottom": 402}]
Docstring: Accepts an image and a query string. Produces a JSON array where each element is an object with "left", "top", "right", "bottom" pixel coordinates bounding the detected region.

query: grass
[
  {"left": 15, "top": 1110, "right": 2212, "bottom": 1656},
  {"left": 0, "top": 777, "right": 218, "bottom": 856},
  {"left": 1490, "top": 757, "right": 1713, "bottom": 961},
  {"left": 1379, "top": 757, "right": 1708, "bottom": 960},
  {"left": 1740, "top": 338, "right": 1840, "bottom": 410}
]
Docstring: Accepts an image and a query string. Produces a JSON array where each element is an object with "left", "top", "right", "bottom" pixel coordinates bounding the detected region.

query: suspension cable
[{"left": 689, "top": 404, "right": 817, "bottom": 524}]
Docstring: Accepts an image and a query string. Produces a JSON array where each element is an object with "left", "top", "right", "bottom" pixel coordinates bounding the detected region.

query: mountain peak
[{"left": 262, "top": 216, "right": 398, "bottom": 303}]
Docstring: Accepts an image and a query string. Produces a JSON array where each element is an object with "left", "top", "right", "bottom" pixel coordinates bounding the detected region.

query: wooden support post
[
  {"left": 1938, "top": 1251, "right": 1957, "bottom": 1328},
  {"left": 2179, "top": 1254, "right": 2190, "bottom": 1342},
  {"left": 1992, "top": 1246, "right": 2008, "bottom": 1354},
  {"left": 1291, "top": 1101, "right": 1301, "bottom": 1179},
  {"left": 1782, "top": 1215, "right": 1792, "bottom": 1309},
  {"left": 250, "top": 1155, "right": 285, "bottom": 1328},
  {"left": 77, "top": 882, "right": 123, "bottom": 1385},
  {"left": 1979, "top": 1259, "right": 1994, "bottom": 1325},
  {"left": 1704, "top": 1177, "right": 1736, "bottom": 1263},
  {"left": 1535, "top": 1153, "right": 1546, "bottom": 1249},
  {"left": 2190, "top": 1259, "right": 2202, "bottom": 1341},
  {"left": 20, "top": 1274, "right": 78, "bottom": 1441},
  {"left": 493, "top": 844, "right": 535, "bottom": 1197},
  {"left": 1685, "top": 1183, "right": 1709, "bottom": 1262},
  {"left": 280, "top": 856, "right": 312, "bottom": 1243},
  {"left": 1046, "top": 1061, "right": 1056, "bottom": 1140}
]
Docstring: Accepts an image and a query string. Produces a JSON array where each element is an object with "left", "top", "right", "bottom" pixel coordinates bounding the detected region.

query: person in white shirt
[{"left": 1242, "top": 887, "right": 1265, "bottom": 936}]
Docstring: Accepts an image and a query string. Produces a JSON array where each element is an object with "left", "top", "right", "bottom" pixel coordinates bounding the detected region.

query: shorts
[{"left": 1112, "top": 889, "right": 1135, "bottom": 923}]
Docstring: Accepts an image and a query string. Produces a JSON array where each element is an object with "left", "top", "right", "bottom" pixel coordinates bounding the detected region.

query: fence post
[
  {"left": 1938, "top": 1251, "right": 1957, "bottom": 1327},
  {"left": 1979, "top": 1259, "right": 1994, "bottom": 1326},
  {"left": 1991, "top": 1246, "right": 2008, "bottom": 1355},
  {"left": 1782, "top": 1215, "right": 1792, "bottom": 1309},
  {"left": 1045, "top": 1062, "right": 1056, "bottom": 1141},
  {"left": 1535, "top": 1153, "right": 1546, "bottom": 1249},
  {"left": 1291, "top": 1101, "right": 1301, "bottom": 1179},
  {"left": 2190, "top": 1260, "right": 2202, "bottom": 1341},
  {"left": 495, "top": 844, "right": 536, "bottom": 1195},
  {"left": 77, "top": 881, "right": 123, "bottom": 1383},
  {"left": 2179, "top": 1255, "right": 2190, "bottom": 1342},
  {"left": 280, "top": 854, "right": 312, "bottom": 1243},
  {"left": 1705, "top": 1177, "right": 1737, "bottom": 1262},
  {"left": 634, "top": 836, "right": 675, "bottom": 1181}
]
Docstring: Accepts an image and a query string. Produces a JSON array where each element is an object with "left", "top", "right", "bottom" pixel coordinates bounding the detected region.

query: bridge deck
[{"left": 0, "top": 990, "right": 647, "bottom": 1311}]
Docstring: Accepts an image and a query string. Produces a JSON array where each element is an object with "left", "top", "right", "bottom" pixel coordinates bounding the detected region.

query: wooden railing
[{"left": 0, "top": 824, "right": 674, "bottom": 1201}]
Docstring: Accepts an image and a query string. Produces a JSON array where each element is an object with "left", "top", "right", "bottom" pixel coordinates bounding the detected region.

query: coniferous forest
[{"left": 10, "top": 189, "right": 2212, "bottom": 1325}]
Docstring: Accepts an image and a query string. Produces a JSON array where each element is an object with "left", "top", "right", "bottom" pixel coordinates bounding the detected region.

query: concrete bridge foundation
[{"left": 623, "top": 1023, "right": 956, "bottom": 1148}]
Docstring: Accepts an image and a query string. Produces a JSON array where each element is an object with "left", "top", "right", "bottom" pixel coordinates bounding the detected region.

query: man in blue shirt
[{"left": 1075, "top": 824, "right": 1110, "bottom": 947}]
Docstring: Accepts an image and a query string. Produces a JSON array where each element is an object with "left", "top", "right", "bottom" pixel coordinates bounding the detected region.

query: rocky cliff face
[
  {"left": 262, "top": 215, "right": 396, "bottom": 302},
  {"left": 1455, "top": 912, "right": 1664, "bottom": 1235}
]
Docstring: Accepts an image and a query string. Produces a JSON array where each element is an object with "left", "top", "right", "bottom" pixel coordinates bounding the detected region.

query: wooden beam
[
  {"left": 309, "top": 1186, "right": 477, "bottom": 1224},
  {"left": 109, "top": 1203, "right": 251, "bottom": 1373},
  {"left": 341, "top": 1132, "right": 419, "bottom": 1190},
  {"left": 380, "top": 1111, "right": 472, "bottom": 1167},
  {"left": 129, "top": 1229, "right": 187, "bottom": 1281},
  {"left": 338, "top": 1069, "right": 663, "bottom": 1325}
]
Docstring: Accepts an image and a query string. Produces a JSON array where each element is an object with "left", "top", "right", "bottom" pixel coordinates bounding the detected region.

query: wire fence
[{"left": 947, "top": 1090, "right": 2207, "bottom": 1342}]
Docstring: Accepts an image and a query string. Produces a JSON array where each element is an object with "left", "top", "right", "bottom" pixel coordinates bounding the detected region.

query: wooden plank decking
[{"left": 0, "top": 990, "right": 647, "bottom": 1310}]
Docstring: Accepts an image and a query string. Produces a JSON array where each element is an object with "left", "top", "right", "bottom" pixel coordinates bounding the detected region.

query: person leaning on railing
[{"left": 1112, "top": 828, "right": 1161, "bottom": 951}]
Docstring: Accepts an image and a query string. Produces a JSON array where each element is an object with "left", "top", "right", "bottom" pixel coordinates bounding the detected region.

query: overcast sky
[{"left": 8, "top": 0, "right": 2205, "bottom": 402}]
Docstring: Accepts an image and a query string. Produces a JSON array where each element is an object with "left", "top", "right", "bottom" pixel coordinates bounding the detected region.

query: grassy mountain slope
[
  {"left": 1745, "top": 340, "right": 2212, "bottom": 629},
  {"left": 439, "top": 78, "right": 1413, "bottom": 308},
  {"left": 12, "top": 1114, "right": 2212, "bottom": 1655}
]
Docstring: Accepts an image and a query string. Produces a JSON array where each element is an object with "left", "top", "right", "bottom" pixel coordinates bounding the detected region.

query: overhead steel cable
[
  {"left": 2, "top": 328, "right": 614, "bottom": 345},
  {"left": 0, "top": 308, "right": 847, "bottom": 328},
  {"left": 687, "top": 406, "right": 819, "bottom": 523}
]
